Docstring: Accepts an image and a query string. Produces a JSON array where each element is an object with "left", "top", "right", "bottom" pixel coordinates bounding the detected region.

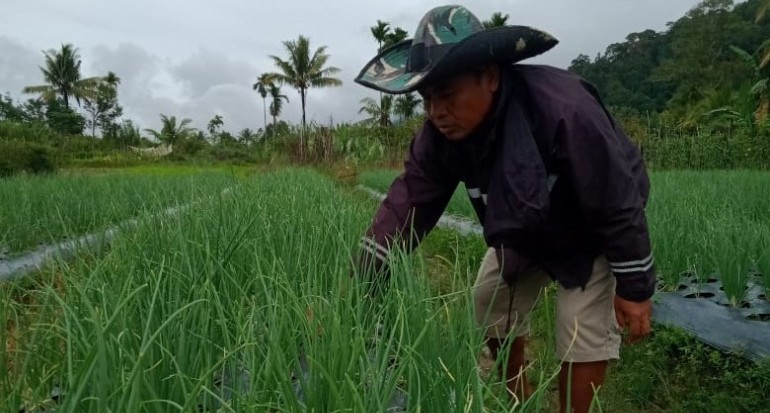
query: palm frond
[
  {"left": 751, "top": 79, "right": 768, "bottom": 96},
  {"left": 757, "top": 42, "right": 770, "bottom": 72},
  {"left": 757, "top": 0, "right": 770, "bottom": 23},
  {"left": 22, "top": 84, "right": 54, "bottom": 94},
  {"left": 309, "top": 77, "right": 343, "bottom": 87}
]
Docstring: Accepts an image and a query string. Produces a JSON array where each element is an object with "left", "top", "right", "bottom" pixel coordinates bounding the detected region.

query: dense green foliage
[
  {"left": 570, "top": 0, "right": 770, "bottom": 127},
  {"left": 565, "top": 0, "right": 770, "bottom": 169},
  {"left": 0, "top": 171, "right": 238, "bottom": 254},
  {"left": 0, "top": 141, "right": 56, "bottom": 177}
]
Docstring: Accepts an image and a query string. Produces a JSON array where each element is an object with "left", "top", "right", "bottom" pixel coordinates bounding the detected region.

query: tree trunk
[
  {"left": 262, "top": 97, "right": 268, "bottom": 132},
  {"left": 755, "top": 94, "right": 769, "bottom": 125},
  {"left": 301, "top": 89, "right": 307, "bottom": 128},
  {"left": 300, "top": 88, "right": 307, "bottom": 161},
  {"left": 63, "top": 92, "right": 70, "bottom": 109}
]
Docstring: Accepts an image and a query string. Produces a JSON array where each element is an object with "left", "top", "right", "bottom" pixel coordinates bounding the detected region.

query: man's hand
[
  {"left": 495, "top": 247, "right": 531, "bottom": 286},
  {"left": 614, "top": 295, "right": 652, "bottom": 344}
]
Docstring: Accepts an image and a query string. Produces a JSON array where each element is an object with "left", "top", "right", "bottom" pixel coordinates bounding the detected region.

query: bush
[
  {"left": 0, "top": 120, "right": 58, "bottom": 142},
  {"left": 641, "top": 129, "right": 770, "bottom": 170},
  {"left": 0, "top": 141, "right": 57, "bottom": 177},
  {"left": 46, "top": 101, "right": 85, "bottom": 136}
]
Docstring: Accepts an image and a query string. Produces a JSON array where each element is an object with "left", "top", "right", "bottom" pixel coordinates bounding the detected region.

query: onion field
[
  {"left": 2, "top": 168, "right": 549, "bottom": 412},
  {"left": 0, "top": 171, "right": 238, "bottom": 257}
]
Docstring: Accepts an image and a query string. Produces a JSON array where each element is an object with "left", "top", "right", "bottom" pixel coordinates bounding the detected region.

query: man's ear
[{"left": 483, "top": 65, "right": 501, "bottom": 93}]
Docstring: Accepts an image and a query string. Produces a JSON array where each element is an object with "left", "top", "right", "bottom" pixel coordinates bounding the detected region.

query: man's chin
[{"left": 439, "top": 127, "right": 468, "bottom": 141}]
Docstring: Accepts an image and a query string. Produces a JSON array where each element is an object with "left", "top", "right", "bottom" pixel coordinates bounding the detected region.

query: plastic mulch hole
[
  {"left": 706, "top": 277, "right": 719, "bottom": 283},
  {"left": 740, "top": 301, "right": 752, "bottom": 309},
  {"left": 747, "top": 313, "right": 770, "bottom": 322},
  {"left": 677, "top": 284, "right": 689, "bottom": 291},
  {"left": 685, "top": 292, "right": 715, "bottom": 299},
  {"left": 759, "top": 294, "right": 767, "bottom": 301}
]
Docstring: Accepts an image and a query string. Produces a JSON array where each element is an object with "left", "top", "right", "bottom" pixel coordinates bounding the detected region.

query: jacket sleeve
[
  {"left": 554, "top": 83, "right": 657, "bottom": 302},
  {"left": 355, "top": 123, "right": 459, "bottom": 285}
]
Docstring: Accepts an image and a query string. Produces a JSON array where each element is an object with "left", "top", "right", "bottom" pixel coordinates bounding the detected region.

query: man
[{"left": 352, "top": 5, "right": 656, "bottom": 413}]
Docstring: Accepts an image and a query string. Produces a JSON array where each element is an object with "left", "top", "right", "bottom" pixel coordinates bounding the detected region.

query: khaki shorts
[{"left": 473, "top": 248, "right": 621, "bottom": 363}]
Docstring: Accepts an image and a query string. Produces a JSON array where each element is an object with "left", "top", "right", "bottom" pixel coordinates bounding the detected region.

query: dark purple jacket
[{"left": 357, "top": 64, "right": 656, "bottom": 302}]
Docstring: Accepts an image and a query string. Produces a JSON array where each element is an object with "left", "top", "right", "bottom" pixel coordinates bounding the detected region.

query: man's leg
[
  {"left": 486, "top": 335, "right": 532, "bottom": 400},
  {"left": 555, "top": 256, "right": 620, "bottom": 413},
  {"left": 558, "top": 360, "right": 607, "bottom": 413},
  {"left": 472, "top": 248, "right": 550, "bottom": 400}
]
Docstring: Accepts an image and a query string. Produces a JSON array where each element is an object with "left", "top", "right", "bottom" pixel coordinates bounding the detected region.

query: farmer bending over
[{"left": 353, "top": 5, "right": 656, "bottom": 412}]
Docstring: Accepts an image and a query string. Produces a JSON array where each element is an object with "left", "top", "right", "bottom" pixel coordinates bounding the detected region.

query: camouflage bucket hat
[{"left": 354, "top": 5, "right": 559, "bottom": 94}]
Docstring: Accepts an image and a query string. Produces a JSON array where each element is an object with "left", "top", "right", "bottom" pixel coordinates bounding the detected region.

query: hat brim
[{"left": 354, "top": 26, "right": 559, "bottom": 94}]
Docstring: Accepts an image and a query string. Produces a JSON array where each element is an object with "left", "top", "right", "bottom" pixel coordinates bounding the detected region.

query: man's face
[{"left": 418, "top": 65, "right": 500, "bottom": 141}]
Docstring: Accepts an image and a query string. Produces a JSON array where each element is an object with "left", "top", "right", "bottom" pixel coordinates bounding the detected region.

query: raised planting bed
[
  {"left": 653, "top": 273, "right": 769, "bottom": 362},
  {"left": 0, "top": 171, "right": 238, "bottom": 256}
]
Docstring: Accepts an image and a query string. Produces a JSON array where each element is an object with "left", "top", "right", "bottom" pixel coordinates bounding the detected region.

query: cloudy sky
[{"left": 1, "top": 0, "right": 705, "bottom": 134}]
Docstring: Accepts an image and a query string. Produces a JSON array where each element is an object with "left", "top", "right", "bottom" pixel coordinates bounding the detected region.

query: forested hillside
[{"left": 570, "top": 0, "right": 770, "bottom": 131}]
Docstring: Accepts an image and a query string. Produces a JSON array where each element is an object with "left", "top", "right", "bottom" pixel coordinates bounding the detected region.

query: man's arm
[
  {"left": 555, "top": 84, "right": 657, "bottom": 303},
  {"left": 355, "top": 123, "right": 459, "bottom": 285}
]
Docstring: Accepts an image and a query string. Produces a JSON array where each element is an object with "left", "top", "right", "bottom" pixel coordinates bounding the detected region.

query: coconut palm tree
[
  {"left": 103, "top": 71, "right": 120, "bottom": 88},
  {"left": 383, "top": 28, "right": 409, "bottom": 49},
  {"left": 359, "top": 95, "right": 394, "bottom": 127},
  {"left": 483, "top": 12, "right": 510, "bottom": 29},
  {"left": 268, "top": 35, "right": 343, "bottom": 131},
  {"left": 252, "top": 73, "right": 275, "bottom": 131},
  {"left": 371, "top": 20, "right": 391, "bottom": 52},
  {"left": 143, "top": 114, "right": 195, "bottom": 145},
  {"left": 394, "top": 93, "right": 421, "bottom": 121},
  {"left": 22, "top": 43, "right": 101, "bottom": 109},
  {"left": 370, "top": 20, "right": 410, "bottom": 122},
  {"left": 237, "top": 128, "right": 258, "bottom": 144},
  {"left": 268, "top": 84, "right": 289, "bottom": 137}
]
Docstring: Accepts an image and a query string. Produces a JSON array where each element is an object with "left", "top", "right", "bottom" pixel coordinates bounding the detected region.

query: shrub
[
  {"left": 46, "top": 101, "right": 86, "bottom": 136},
  {"left": 0, "top": 141, "right": 57, "bottom": 177}
]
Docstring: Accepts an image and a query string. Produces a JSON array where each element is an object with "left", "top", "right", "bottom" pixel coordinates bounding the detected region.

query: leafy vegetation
[
  {"left": 0, "top": 170, "right": 238, "bottom": 255},
  {"left": 0, "top": 141, "right": 57, "bottom": 177},
  {"left": 570, "top": 0, "right": 770, "bottom": 132}
]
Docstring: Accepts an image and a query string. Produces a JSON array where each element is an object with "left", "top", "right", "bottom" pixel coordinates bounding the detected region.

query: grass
[
  {"left": 646, "top": 170, "right": 770, "bottom": 303},
  {"left": 359, "top": 169, "right": 477, "bottom": 219},
  {"left": 359, "top": 168, "right": 770, "bottom": 304},
  {"left": 0, "top": 169, "right": 239, "bottom": 256},
  {"left": 63, "top": 163, "right": 263, "bottom": 178},
  {"left": 1, "top": 168, "right": 563, "bottom": 412}
]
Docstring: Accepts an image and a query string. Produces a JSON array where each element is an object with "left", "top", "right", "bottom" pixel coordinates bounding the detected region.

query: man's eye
[{"left": 438, "top": 90, "right": 456, "bottom": 100}]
